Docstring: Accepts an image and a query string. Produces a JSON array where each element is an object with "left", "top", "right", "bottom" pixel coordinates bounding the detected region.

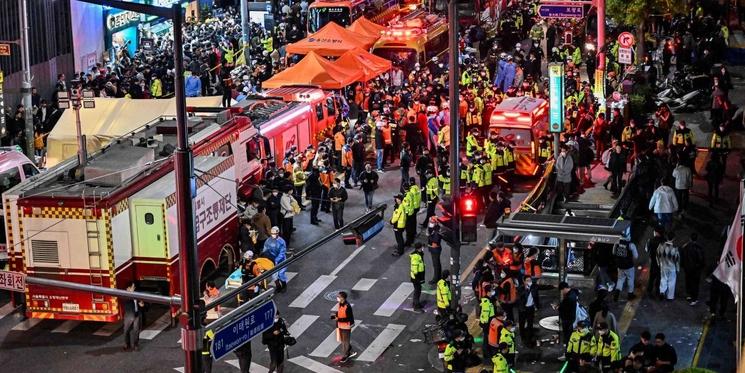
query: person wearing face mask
[
  {"left": 499, "top": 320, "right": 517, "bottom": 366},
  {"left": 329, "top": 178, "right": 348, "bottom": 229},
  {"left": 359, "top": 163, "right": 379, "bottom": 212},
  {"left": 410, "top": 243, "right": 426, "bottom": 312},
  {"left": 497, "top": 271, "right": 517, "bottom": 321},
  {"left": 443, "top": 329, "right": 468, "bottom": 373},
  {"left": 566, "top": 321, "right": 593, "bottom": 370},
  {"left": 331, "top": 291, "right": 356, "bottom": 362},
  {"left": 517, "top": 275, "right": 540, "bottom": 345},
  {"left": 262, "top": 226, "right": 288, "bottom": 293},
  {"left": 555, "top": 144, "right": 574, "bottom": 202},
  {"left": 479, "top": 285, "right": 496, "bottom": 364},
  {"left": 427, "top": 218, "right": 443, "bottom": 284},
  {"left": 262, "top": 311, "right": 288, "bottom": 373},
  {"left": 590, "top": 322, "right": 621, "bottom": 371},
  {"left": 266, "top": 188, "right": 282, "bottom": 228}
]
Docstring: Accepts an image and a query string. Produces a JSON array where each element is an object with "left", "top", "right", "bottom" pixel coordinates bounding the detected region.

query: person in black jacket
[
  {"left": 483, "top": 192, "right": 511, "bottom": 239},
  {"left": 305, "top": 167, "right": 322, "bottom": 225},
  {"left": 415, "top": 149, "right": 435, "bottom": 201},
  {"left": 557, "top": 282, "right": 578, "bottom": 346},
  {"left": 262, "top": 312, "right": 288, "bottom": 373},
  {"left": 399, "top": 143, "right": 412, "bottom": 192},
  {"left": 265, "top": 188, "right": 282, "bottom": 228},
  {"left": 122, "top": 282, "right": 146, "bottom": 351},
  {"left": 605, "top": 142, "right": 627, "bottom": 197},
  {"left": 359, "top": 163, "right": 379, "bottom": 211},
  {"left": 517, "top": 276, "right": 540, "bottom": 344},
  {"left": 329, "top": 178, "right": 348, "bottom": 229},
  {"left": 351, "top": 136, "right": 366, "bottom": 185}
]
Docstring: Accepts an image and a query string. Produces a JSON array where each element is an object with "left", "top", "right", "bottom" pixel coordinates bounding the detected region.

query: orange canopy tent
[
  {"left": 348, "top": 17, "right": 385, "bottom": 40},
  {"left": 262, "top": 51, "right": 364, "bottom": 89},
  {"left": 285, "top": 22, "right": 376, "bottom": 57},
  {"left": 335, "top": 48, "right": 392, "bottom": 82}
]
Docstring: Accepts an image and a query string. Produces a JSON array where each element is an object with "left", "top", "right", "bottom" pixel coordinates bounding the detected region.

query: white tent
[{"left": 46, "top": 96, "right": 222, "bottom": 167}]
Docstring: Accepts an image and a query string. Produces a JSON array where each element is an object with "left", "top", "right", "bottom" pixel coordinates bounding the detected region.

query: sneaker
[
  {"left": 689, "top": 300, "right": 698, "bottom": 306},
  {"left": 340, "top": 356, "right": 349, "bottom": 363},
  {"left": 348, "top": 351, "right": 358, "bottom": 358}
]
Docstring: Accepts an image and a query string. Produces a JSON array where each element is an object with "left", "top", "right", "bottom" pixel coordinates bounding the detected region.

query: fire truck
[
  {"left": 489, "top": 96, "right": 549, "bottom": 176},
  {"left": 2, "top": 108, "right": 276, "bottom": 322},
  {"left": 371, "top": 11, "right": 448, "bottom": 72},
  {"left": 306, "top": 0, "right": 399, "bottom": 33},
  {"left": 264, "top": 86, "right": 340, "bottom": 143}
]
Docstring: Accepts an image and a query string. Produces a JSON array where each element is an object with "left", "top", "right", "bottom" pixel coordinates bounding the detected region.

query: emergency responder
[
  {"left": 566, "top": 321, "right": 593, "bottom": 370},
  {"left": 498, "top": 271, "right": 518, "bottom": 321},
  {"left": 333, "top": 291, "right": 357, "bottom": 362},
  {"left": 439, "top": 167, "right": 452, "bottom": 198},
  {"left": 500, "top": 320, "right": 517, "bottom": 366},
  {"left": 466, "top": 128, "right": 482, "bottom": 157},
  {"left": 487, "top": 312, "right": 507, "bottom": 361},
  {"left": 590, "top": 322, "right": 621, "bottom": 371},
  {"left": 436, "top": 270, "right": 452, "bottom": 319},
  {"left": 492, "top": 342, "right": 511, "bottom": 373},
  {"left": 443, "top": 330, "right": 468, "bottom": 373},
  {"left": 404, "top": 179, "right": 420, "bottom": 246},
  {"left": 292, "top": 163, "right": 306, "bottom": 208},
  {"left": 424, "top": 170, "right": 439, "bottom": 227},
  {"left": 460, "top": 159, "right": 472, "bottom": 191},
  {"left": 428, "top": 218, "right": 443, "bottom": 284},
  {"left": 494, "top": 142, "right": 507, "bottom": 176},
  {"left": 410, "top": 243, "right": 426, "bottom": 311},
  {"left": 202, "top": 324, "right": 215, "bottom": 372},
  {"left": 479, "top": 286, "right": 496, "bottom": 364},
  {"left": 503, "top": 140, "right": 516, "bottom": 175},
  {"left": 538, "top": 135, "right": 552, "bottom": 165},
  {"left": 710, "top": 124, "right": 731, "bottom": 161},
  {"left": 391, "top": 194, "right": 407, "bottom": 256},
  {"left": 471, "top": 156, "right": 485, "bottom": 201},
  {"left": 672, "top": 121, "right": 694, "bottom": 147}
]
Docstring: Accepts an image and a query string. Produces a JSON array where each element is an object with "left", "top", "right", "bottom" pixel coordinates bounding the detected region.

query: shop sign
[
  {"left": 593, "top": 69, "right": 605, "bottom": 99},
  {"left": 107, "top": 10, "right": 141, "bottom": 32},
  {"left": 0, "top": 44, "right": 10, "bottom": 56},
  {"left": 548, "top": 63, "right": 564, "bottom": 133}
]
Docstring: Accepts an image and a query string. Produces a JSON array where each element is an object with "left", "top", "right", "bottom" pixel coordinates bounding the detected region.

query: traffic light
[
  {"left": 460, "top": 195, "right": 478, "bottom": 243},
  {"left": 436, "top": 200, "right": 457, "bottom": 246}
]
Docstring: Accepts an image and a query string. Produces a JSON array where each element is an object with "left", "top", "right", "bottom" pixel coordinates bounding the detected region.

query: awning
[
  {"left": 334, "top": 48, "right": 392, "bottom": 82},
  {"left": 262, "top": 51, "right": 364, "bottom": 89},
  {"left": 286, "top": 22, "right": 376, "bottom": 57},
  {"left": 348, "top": 16, "right": 385, "bottom": 40}
]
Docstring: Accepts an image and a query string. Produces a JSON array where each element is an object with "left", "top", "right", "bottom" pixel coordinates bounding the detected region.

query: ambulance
[
  {"left": 372, "top": 11, "right": 448, "bottom": 72},
  {"left": 489, "top": 96, "right": 549, "bottom": 176},
  {"left": 264, "top": 86, "right": 340, "bottom": 143}
]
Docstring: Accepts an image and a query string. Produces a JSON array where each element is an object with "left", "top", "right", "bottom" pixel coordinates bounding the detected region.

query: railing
[{"left": 518, "top": 160, "right": 555, "bottom": 215}]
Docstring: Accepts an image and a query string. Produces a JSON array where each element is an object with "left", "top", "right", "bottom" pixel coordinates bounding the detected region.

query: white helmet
[
  {"left": 243, "top": 250, "right": 254, "bottom": 260},
  {"left": 515, "top": 43, "right": 522, "bottom": 48},
  {"left": 270, "top": 226, "right": 280, "bottom": 234}
]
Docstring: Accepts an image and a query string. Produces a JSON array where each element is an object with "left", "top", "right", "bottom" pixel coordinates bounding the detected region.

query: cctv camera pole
[
  {"left": 18, "top": 0, "right": 35, "bottom": 159},
  {"left": 447, "top": 0, "right": 461, "bottom": 307}
]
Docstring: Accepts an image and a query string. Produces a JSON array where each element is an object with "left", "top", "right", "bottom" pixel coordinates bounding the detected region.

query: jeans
[
  {"left": 332, "top": 204, "right": 344, "bottom": 229},
  {"left": 616, "top": 267, "right": 635, "bottom": 293},
  {"left": 376, "top": 149, "right": 384, "bottom": 170},
  {"left": 597, "top": 266, "right": 613, "bottom": 289},
  {"left": 656, "top": 213, "right": 673, "bottom": 229},
  {"left": 675, "top": 188, "right": 689, "bottom": 211},
  {"left": 364, "top": 190, "right": 374, "bottom": 209},
  {"left": 660, "top": 267, "right": 677, "bottom": 299}
]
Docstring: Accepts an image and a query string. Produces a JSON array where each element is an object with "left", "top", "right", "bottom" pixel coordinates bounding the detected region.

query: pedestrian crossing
[{"left": 0, "top": 302, "right": 17, "bottom": 320}]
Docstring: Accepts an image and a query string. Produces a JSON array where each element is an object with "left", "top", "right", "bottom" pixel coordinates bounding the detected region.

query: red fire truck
[
  {"left": 264, "top": 86, "right": 340, "bottom": 143},
  {"left": 489, "top": 96, "right": 549, "bottom": 176}
]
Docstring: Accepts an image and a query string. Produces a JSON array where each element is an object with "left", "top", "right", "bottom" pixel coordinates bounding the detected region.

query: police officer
[
  {"left": 672, "top": 120, "right": 694, "bottom": 147},
  {"left": 424, "top": 170, "right": 439, "bottom": 227},
  {"left": 404, "top": 179, "right": 420, "bottom": 246},
  {"left": 590, "top": 322, "right": 621, "bottom": 371},
  {"left": 710, "top": 124, "right": 731, "bottom": 162},
  {"left": 410, "top": 243, "right": 426, "bottom": 312},
  {"left": 391, "top": 194, "right": 407, "bottom": 256},
  {"left": 466, "top": 128, "right": 482, "bottom": 157},
  {"left": 500, "top": 320, "right": 517, "bottom": 366},
  {"left": 492, "top": 342, "right": 511, "bottom": 373},
  {"left": 479, "top": 287, "right": 496, "bottom": 363},
  {"left": 566, "top": 321, "right": 592, "bottom": 371},
  {"left": 436, "top": 270, "right": 452, "bottom": 319},
  {"left": 439, "top": 166, "right": 452, "bottom": 199},
  {"left": 428, "top": 218, "right": 443, "bottom": 284},
  {"left": 537, "top": 135, "right": 552, "bottom": 165},
  {"left": 443, "top": 330, "right": 468, "bottom": 373}
]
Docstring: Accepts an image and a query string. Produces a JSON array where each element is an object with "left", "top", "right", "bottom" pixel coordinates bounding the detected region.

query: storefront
[{"left": 104, "top": 0, "right": 199, "bottom": 58}]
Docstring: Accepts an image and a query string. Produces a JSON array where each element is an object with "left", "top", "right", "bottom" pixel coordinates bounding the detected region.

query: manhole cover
[
  {"left": 539, "top": 316, "right": 561, "bottom": 331},
  {"left": 324, "top": 290, "right": 349, "bottom": 302}
]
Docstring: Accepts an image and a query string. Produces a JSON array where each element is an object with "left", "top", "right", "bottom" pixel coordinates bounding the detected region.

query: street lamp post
[
  {"left": 57, "top": 88, "right": 95, "bottom": 166},
  {"left": 447, "top": 0, "right": 461, "bottom": 306}
]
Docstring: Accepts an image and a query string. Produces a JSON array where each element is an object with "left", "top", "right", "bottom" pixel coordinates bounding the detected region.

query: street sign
[
  {"left": 618, "top": 47, "right": 633, "bottom": 65},
  {"left": 548, "top": 63, "right": 564, "bottom": 133},
  {"left": 0, "top": 44, "right": 10, "bottom": 56},
  {"left": 0, "top": 270, "right": 26, "bottom": 292},
  {"left": 617, "top": 32, "right": 635, "bottom": 48},
  {"left": 210, "top": 300, "right": 277, "bottom": 361},
  {"left": 538, "top": 4, "right": 584, "bottom": 18}
]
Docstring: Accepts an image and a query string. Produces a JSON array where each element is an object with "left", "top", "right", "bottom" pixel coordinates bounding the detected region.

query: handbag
[{"left": 283, "top": 335, "right": 297, "bottom": 346}]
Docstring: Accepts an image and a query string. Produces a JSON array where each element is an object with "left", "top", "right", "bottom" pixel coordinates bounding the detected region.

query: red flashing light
[{"left": 461, "top": 196, "right": 477, "bottom": 216}]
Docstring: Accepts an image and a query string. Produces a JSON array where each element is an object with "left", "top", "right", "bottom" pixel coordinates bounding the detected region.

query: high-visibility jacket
[
  {"left": 500, "top": 327, "right": 516, "bottom": 353},
  {"left": 382, "top": 126, "right": 392, "bottom": 145},
  {"left": 202, "top": 329, "right": 215, "bottom": 356},
  {"left": 402, "top": 193, "right": 415, "bottom": 216},
  {"left": 436, "top": 279, "right": 451, "bottom": 308},
  {"left": 293, "top": 169, "right": 306, "bottom": 186},
  {"left": 150, "top": 78, "right": 162, "bottom": 98},
  {"left": 503, "top": 147, "right": 515, "bottom": 166},
  {"left": 524, "top": 259, "right": 543, "bottom": 278},
  {"left": 426, "top": 176, "right": 439, "bottom": 201},
  {"left": 334, "top": 132, "right": 346, "bottom": 151},
  {"left": 336, "top": 302, "right": 352, "bottom": 329},
  {"left": 466, "top": 134, "right": 481, "bottom": 157},
  {"left": 673, "top": 128, "right": 694, "bottom": 145},
  {"left": 492, "top": 353, "right": 509, "bottom": 373},
  {"left": 472, "top": 164, "right": 485, "bottom": 187},
  {"left": 410, "top": 251, "right": 425, "bottom": 280},
  {"left": 487, "top": 317, "right": 504, "bottom": 347},
  {"left": 221, "top": 46, "right": 235, "bottom": 64},
  {"left": 621, "top": 126, "right": 634, "bottom": 142},
  {"left": 484, "top": 138, "right": 495, "bottom": 156},
  {"left": 491, "top": 151, "right": 505, "bottom": 170},
  {"left": 567, "top": 330, "right": 593, "bottom": 356},
  {"left": 492, "top": 248, "right": 512, "bottom": 267},
  {"left": 711, "top": 132, "right": 731, "bottom": 150},
  {"left": 408, "top": 184, "right": 421, "bottom": 210},
  {"left": 341, "top": 148, "right": 353, "bottom": 167},
  {"left": 538, "top": 141, "right": 552, "bottom": 160},
  {"left": 483, "top": 163, "right": 493, "bottom": 185},
  {"left": 443, "top": 343, "right": 456, "bottom": 370},
  {"left": 590, "top": 331, "right": 621, "bottom": 362},
  {"left": 479, "top": 298, "right": 495, "bottom": 325},
  {"left": 461, "top": 70, "right": 472, "bottom": 85},
  {"left": 262, "top": 36, "right": 273, "bottom": 52},
  {"left": 498, "top": 278, "right": 517, "bottom": 304},
  {"left": 460, "top": 165, "right": 471, "bottom": 183},
  {"left": 438, "top": 125, "right": 451, "bottom": 146},
  {"left": 439, "top": 175, "right": 451, "bottom": 196},
  {"left": 466, "top": 111, "right": 482, "bottom": 128},
  {"left": 391, "top": 204, "right": 407, "bottom": 229},
  {"left": 319, "top": 171, "right": 333, "bottom": 189}
]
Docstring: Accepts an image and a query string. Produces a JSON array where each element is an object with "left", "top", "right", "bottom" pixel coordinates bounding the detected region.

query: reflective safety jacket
[
  {"left": 711, "top": 132, "right": 731, "bottom": 149},
  {"left": 436, "top": 279, "right": 451, "bottom": 308},
  {"left": 410, "top": 251, "right": 425, "bottom": 281},
  {"left": 673, "top": 128, "right": 694, "bottom": 145},
  {"left": 466, "top": 134, "right": 481, "bottom": 157},
  {"left": 408, "top": 184, "right": 422, "bottom": 210},
  {"left": 492, "top": 353, "right": 509, "bottom": 373},
  {"left": 590, "top": 331, "right": 621, "bottom": 362},
  {"left": 293, "top": 168, "right": 306, "bottom": 186},
  {"left": 500, "top": 327, "right": 516, "bottom": 353},
  {"left": 479, "top": 297, "right": 495, "bottom": 325},
  {"left": 567, "top": 329, "right": 593, "bottom": 357},
  {"left": 391, "top": 204, "right": 407, "bottom": 229},
  {"left": 426, "top": 176, "right": 439, "bottom": 201},
  {"left": 439, "top": 174, "right": 451, "bottom": 196},
  {"left": 402, "top": 193, "right": 415, "bottom": 216},
  {"left": 483, "top": 163, "right": 493, "bottom": 185},
  {"left": 472, "top": 164, "right": 485, "bottom": 187},
  {"left": 443, "top": 343, "right": 456, "bottom": 370}
]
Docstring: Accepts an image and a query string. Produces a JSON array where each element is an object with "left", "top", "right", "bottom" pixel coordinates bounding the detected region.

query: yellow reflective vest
[
  {"left": 466, "top": 134, "right": 481, "bottom": 157},
  {"left": 483, "top": 163, "right": 493, "bottom": 185},
  {"left": 293, "top": 169, "right": 306, "bottom": 186},
  {"left": 426, "top": 176, "right": 439, "bottom": 201},
  {"left": 443, "top": 343, "right": 456, "bottom": 370},
  {"left": 410, "top": 251, "right": 424, "bottom": 280},
  {"left": 492, "top": 353, "right": 509, "bottom": 373},
  {"left": 567, "top": 330, "right": 593, "bottom": 356},
  {"left": 391, "top": 204, "right": 407, "bottom": 229},
  {"left": 479, "top": 298, "right": 495, "bottom": 325},
  {"left": 436, "top": 279, "right": 451, "bottom": 308},
  {"left": 711, "top": 133, "right": 731, "bottom": 150},
  {"left": 500, "top": 327, "right": 516, "bottom": 353},
  {"left": 472, "top": 164, "right": 485, "bottom": 187},
  {"left": 408, "top": 184, "right": 421, "bottom": 210},
  {"left": 590, "top": 331, "right": 621, "bottom": 362},
  {"left": 439, "top": 175, "right": 451, "bottom": 196}
]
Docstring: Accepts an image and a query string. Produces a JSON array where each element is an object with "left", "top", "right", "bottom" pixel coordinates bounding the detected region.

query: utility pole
[
  {"left": 240, "top": 0, "right": 250, "bottom": 56},
  {"left": 447, "top": 0, "right": 461, "bottom": 307},
  {"left": 596, "top": 0, "right": 606, "bottom": 113},
  {"left": 18, "top": 0, "right": 34, "bottom": 159}
]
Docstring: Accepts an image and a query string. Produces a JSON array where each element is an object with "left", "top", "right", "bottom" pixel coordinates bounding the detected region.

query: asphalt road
[{"left": 0, "top": 163, "right": 533, "bottom": 373}]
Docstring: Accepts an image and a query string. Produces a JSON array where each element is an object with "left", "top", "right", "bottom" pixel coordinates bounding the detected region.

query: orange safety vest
[
  {"left": 508, "top": 253, "right": 523, "bottom": 272},
  {"left": 283, "top": 162, "right": 293, "bottom": 174},
  {"left": 334, "top": 132, "right": 345, "bottom": 151},
  {"left": 341, "top": 148, "right": 353, "bottom": 167},
  {"left": 491, "top": 248, "right": 512, "bottom": 268},
  {"left": 336, "top": 303, "right": 352, "bottom": 329},
  {"left": 320, "top": 171, "right": 333, "bottom": 188},
  {"left": 524, "top": 260, "right": 543, "bottom": 278},
  {"left": 498, "top": 279, "right": 517, "bottom": 304},
  {"left": 382, "top": 126, "right": 392, "bottom": 145},
  {"left": 488, "top": 317, "right": 504, "bottom": 347}
]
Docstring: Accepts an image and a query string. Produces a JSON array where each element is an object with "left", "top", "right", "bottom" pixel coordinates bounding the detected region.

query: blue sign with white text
[
  {"left": 548, "top": 63, "right": 565, "bottom": 133},
  {"left": 210, "top": 300, "right": 277, "bottom": 360},
  {"left": 538, "top": 5, "right": 584, "bottom": 19}
]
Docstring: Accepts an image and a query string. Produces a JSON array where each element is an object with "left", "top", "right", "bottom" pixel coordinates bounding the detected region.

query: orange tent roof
[
  {"left": 348, "top": 17, "right": 385, "bottom": 40},
  {"left": 286, "top": 22, "right": 376, "bottom": 57},
  {"left": 335, "top": 48, "right": 392, "bottom": 82},
  {"left": 262, "top": 51, "right": 364, "bottom": 89}
]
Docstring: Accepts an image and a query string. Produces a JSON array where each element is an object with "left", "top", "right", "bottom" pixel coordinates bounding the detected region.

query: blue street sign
[
  {"left": 548, "top": 63, "right": 564, "bottom": 133},
  {"left": 538, "top": 4, "right": 584, "bottom": 19},
  {"left": 210, "top": 300, "right": 277, "bottom": 361}
]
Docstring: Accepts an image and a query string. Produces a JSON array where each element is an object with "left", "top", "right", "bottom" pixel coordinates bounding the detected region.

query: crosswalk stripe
[
  {"left": 351, "top": 278, "right": 377, "bottom": 291},
  {"left": 356, "top": 324, "right": 406, "bottom": 362},
  {"left": 173, "top": 368, "right": 184, "bottom": 373},
  {"left": 289, "top": 275, "right": 336, "bottom": 308},
  {"left": 309, "top": 320, "right": 362, "bottom": 358},
  {"left": 373, "top": 282, "right": 414, "bottom": 317},
  {"left": 288, "top": 314, "right": 319, "bottom": 339},
  {"left": 225, "top": 359, "right": 269, "bottom": 372},
  {"left": 0, "top": 303, "right": 16, "bottom": 320},
  {"left": 288, "top": 355, "right": 343, "bottom": 373},
  {"left": 286, "top": 271, "right": 298, "bottom": 282},
  {"left": 93, "top": 322, "right": 122, "bottom": 337},
  {"left": 51, "top": 320, "right": 81, "bottom": 334},
  {"left": 139, "top": 313, "right": 171, "bottom": 340},
  {"left": 329, "top": 245, "right": 365, "bottom": 276},
  {"left": 11, "top": 318, "right": 43, "bottom": 331}
]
